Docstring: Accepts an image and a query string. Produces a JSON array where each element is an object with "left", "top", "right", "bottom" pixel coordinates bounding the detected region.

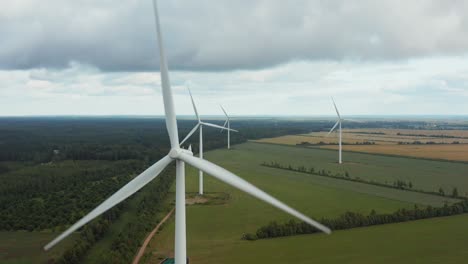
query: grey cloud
[{"left": 1, "top": 0, "right": 468, "bottom": 72}]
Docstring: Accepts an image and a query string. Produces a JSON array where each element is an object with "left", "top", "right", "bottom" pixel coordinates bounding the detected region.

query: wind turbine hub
[
  {"left": 169, "top": 148, "right": 182, "bottom": 159},
  {"left": 169, "top": 147, "right": 193, "bottom": 159},
  {"left": 181, "top": 148, "right": 193, "bottom": 156}
]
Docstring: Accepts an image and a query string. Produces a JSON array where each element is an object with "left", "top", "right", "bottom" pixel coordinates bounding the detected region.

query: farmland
[
  {"left": 256, "top": 128, "right": 468, "bottom": 145},
  {"left": 255, "top": 128, "right": 468, "bottom": 162},
  {"left": 242, "top": 143, "right": 468, "bottom": 195},
  {"left": 322, "top": 144, "right": 468, "bottom": 163},
  {"left": 161, "top": 215, "right": 468, "bottom": 264},
  {"left": 143, "top": 142, "right": 468, "bottom": 263}
]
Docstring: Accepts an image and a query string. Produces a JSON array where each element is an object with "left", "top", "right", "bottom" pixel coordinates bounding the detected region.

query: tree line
[
  {"left": 397, "top": 141, "right": 462, "bottom": 145},
  {"left": 261, "top": 161, "right": 463, "bottom": 199},
  {"left": 0, "top": 117, "right": 336, "bottom": 163},
  {"left": 297, "top": 141, "right": 376, "bottom": 146},
  {"left": 397, "top": 132, "right": 468, "bottom": 139},
  {"left": 243, "top": 200, "right": 468, "bottom": 240}
]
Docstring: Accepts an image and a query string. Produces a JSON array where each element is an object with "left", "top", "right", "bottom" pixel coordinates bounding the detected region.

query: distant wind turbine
[
  {"left": 43, "top": 1, "right": 331, "bottom": 263},
  {"left": 327, "top": 98, "right": 343, "bottom": 164},
  {"left": 179, "top": 87, "right": 237, "bottom": 195},
  {"left": 220, "top": 105, "right": 234, "bottom": 149}
]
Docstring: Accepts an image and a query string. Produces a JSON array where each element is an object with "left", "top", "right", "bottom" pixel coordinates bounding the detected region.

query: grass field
[
  {"left": 179, "top": 214, "right": 468, "bottom": 264},
  {"left": 249, "top": 143, "right": 468, "bottom": 195},
  {"left": 143, "top": 142, "right": 466, "bottom": 263},
  {"left": 0, "top": 231, "right": 77, "bottom": 264},
  {"left": 242, "top": 141, "right": 468, "bottom": 196}
]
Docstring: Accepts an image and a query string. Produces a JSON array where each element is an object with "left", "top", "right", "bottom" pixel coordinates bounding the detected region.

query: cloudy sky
[{"left": 1, "top": 0, "right": 467, "bottom": 116}]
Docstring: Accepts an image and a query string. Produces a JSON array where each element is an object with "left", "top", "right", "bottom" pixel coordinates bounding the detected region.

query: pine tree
[{"left": 439, "top": 187, "right": 445, "bottom": 196}]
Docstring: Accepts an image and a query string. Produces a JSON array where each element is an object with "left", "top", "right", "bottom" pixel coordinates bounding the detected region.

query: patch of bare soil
[{"left": 186, "top": 196, "right": 209, "bottom": 205}]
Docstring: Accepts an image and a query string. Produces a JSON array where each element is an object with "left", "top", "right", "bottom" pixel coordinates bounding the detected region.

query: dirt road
[{"left": 132, "top": 208, "right": 175, "bottom": 264}]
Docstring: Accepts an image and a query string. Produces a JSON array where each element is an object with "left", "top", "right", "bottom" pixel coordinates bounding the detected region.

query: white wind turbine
[
  {"left": 220, "top": 105, "right": 234, "bottom": 149},
  {"left": 179, "top": 87, "right": 237, "bottom": 195},
  {"left": 327, "top": 98, "right": 343, "bottom": 164},
  {"left": 44, "top": 1, "right": 331, "bottom": 263}
]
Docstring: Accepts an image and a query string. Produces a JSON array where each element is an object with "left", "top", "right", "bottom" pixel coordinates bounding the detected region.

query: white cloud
[
  {"left": 1, "top": 1, "right": 468, "bottom": 116},
  {"left": 0, "top": 56, "right": 467, "bottom": 116},
  {"left": 1, "top": 0, "right": 468, "bottom": 71}
]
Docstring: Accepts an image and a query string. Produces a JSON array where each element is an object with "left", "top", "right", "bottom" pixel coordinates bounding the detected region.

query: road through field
[{"left": 132, "top": 208, "right": 175, "bottom": 264}]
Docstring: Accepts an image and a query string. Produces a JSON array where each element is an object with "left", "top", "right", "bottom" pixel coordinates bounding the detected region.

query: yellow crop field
[
  {"left": 255, "top": 133, "right": 374, "bottom": 146},
  {"left": 254, "top": 128, "right": 468, "bottom": 161},
  {"left": 348, "top": 128, "right": 468, "bottom": 138},
  {"left": 254, "top": 134, "right": 341, "bottom": 145},
  {"left": 321, "top": 144, "right": 468, "bottom": 162},
  {"left": 254, "top": 134, "right": 370, "bottom": 145},
  {"left": 301, "top": 129, "right": 468, "bottom": 145}
]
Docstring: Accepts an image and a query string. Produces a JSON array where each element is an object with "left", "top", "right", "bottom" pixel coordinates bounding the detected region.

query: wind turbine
[
  {"left": 220, "top": 105, "right": 233, "bottom": 149},
  {"left": 327, "top": 98, "right": 343, "bottom": 164},
  {"left": 179, "top": 87, "right": 237, "bottom": 195},
  {"left": 43, "top": 1, "right": 331, "bottom": 263}
]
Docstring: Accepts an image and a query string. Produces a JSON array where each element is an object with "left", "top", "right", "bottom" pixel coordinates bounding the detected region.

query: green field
[
  {"left": 0, "top": 231, "right": 77, "bottom": 264},
  {"left": 251, "top": 142, "right": 468, "bottom": 195},
  {"left": 184, "top": 214, "right": 468, "bottom": 264},
  {"left": 145, "top": 142, "right": 466, "bottom": 263}
]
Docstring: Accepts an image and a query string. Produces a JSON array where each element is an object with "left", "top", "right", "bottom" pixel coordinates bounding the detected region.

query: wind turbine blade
[
  {"left": 201, "top": 122, "right": 238, "bottom": 132},
  {"left": 178, "top": 153, "right": 331, "bottom": 234},
  {"left": 331, "top": 97, "right": 341, "bottom": 119},
  {"left": 187, "top": 87, "right": 200, "bottom": 122},
  {"left": 180, "top": 123, "right": 200, "bottom": 146},
  {"left": 152, "top": 0, "right": 179, "bottom": 148},
  {"left": 220, "top": 120, "right": 228, "bottom": 133},
  {"left": 327, "top": 120, "right": 340, "bottom": 136},
  {"left": 44, "top": 155, "right": 173, "bottom": 250},
  {"left": 220, "top": 105, "right": 229, "bottom": 119}
]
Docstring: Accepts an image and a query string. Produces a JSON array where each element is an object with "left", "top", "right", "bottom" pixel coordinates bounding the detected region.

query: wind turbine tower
[
  {"left": 220, "top": 105, "right": 233, "bottom": 149},
  {"left": 180, "top": 88, "right": 237, "bottom": 195},
  {"left": 328, "top": 98, "right": 343, "bottom": 164},
  {"left": 44, "top": 2, "right": 331, "bottom": 264}
]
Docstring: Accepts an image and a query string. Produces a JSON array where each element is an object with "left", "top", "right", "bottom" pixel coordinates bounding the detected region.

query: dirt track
[{"left": 132, "top": 208, "right": 175, "bottom": 264}]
